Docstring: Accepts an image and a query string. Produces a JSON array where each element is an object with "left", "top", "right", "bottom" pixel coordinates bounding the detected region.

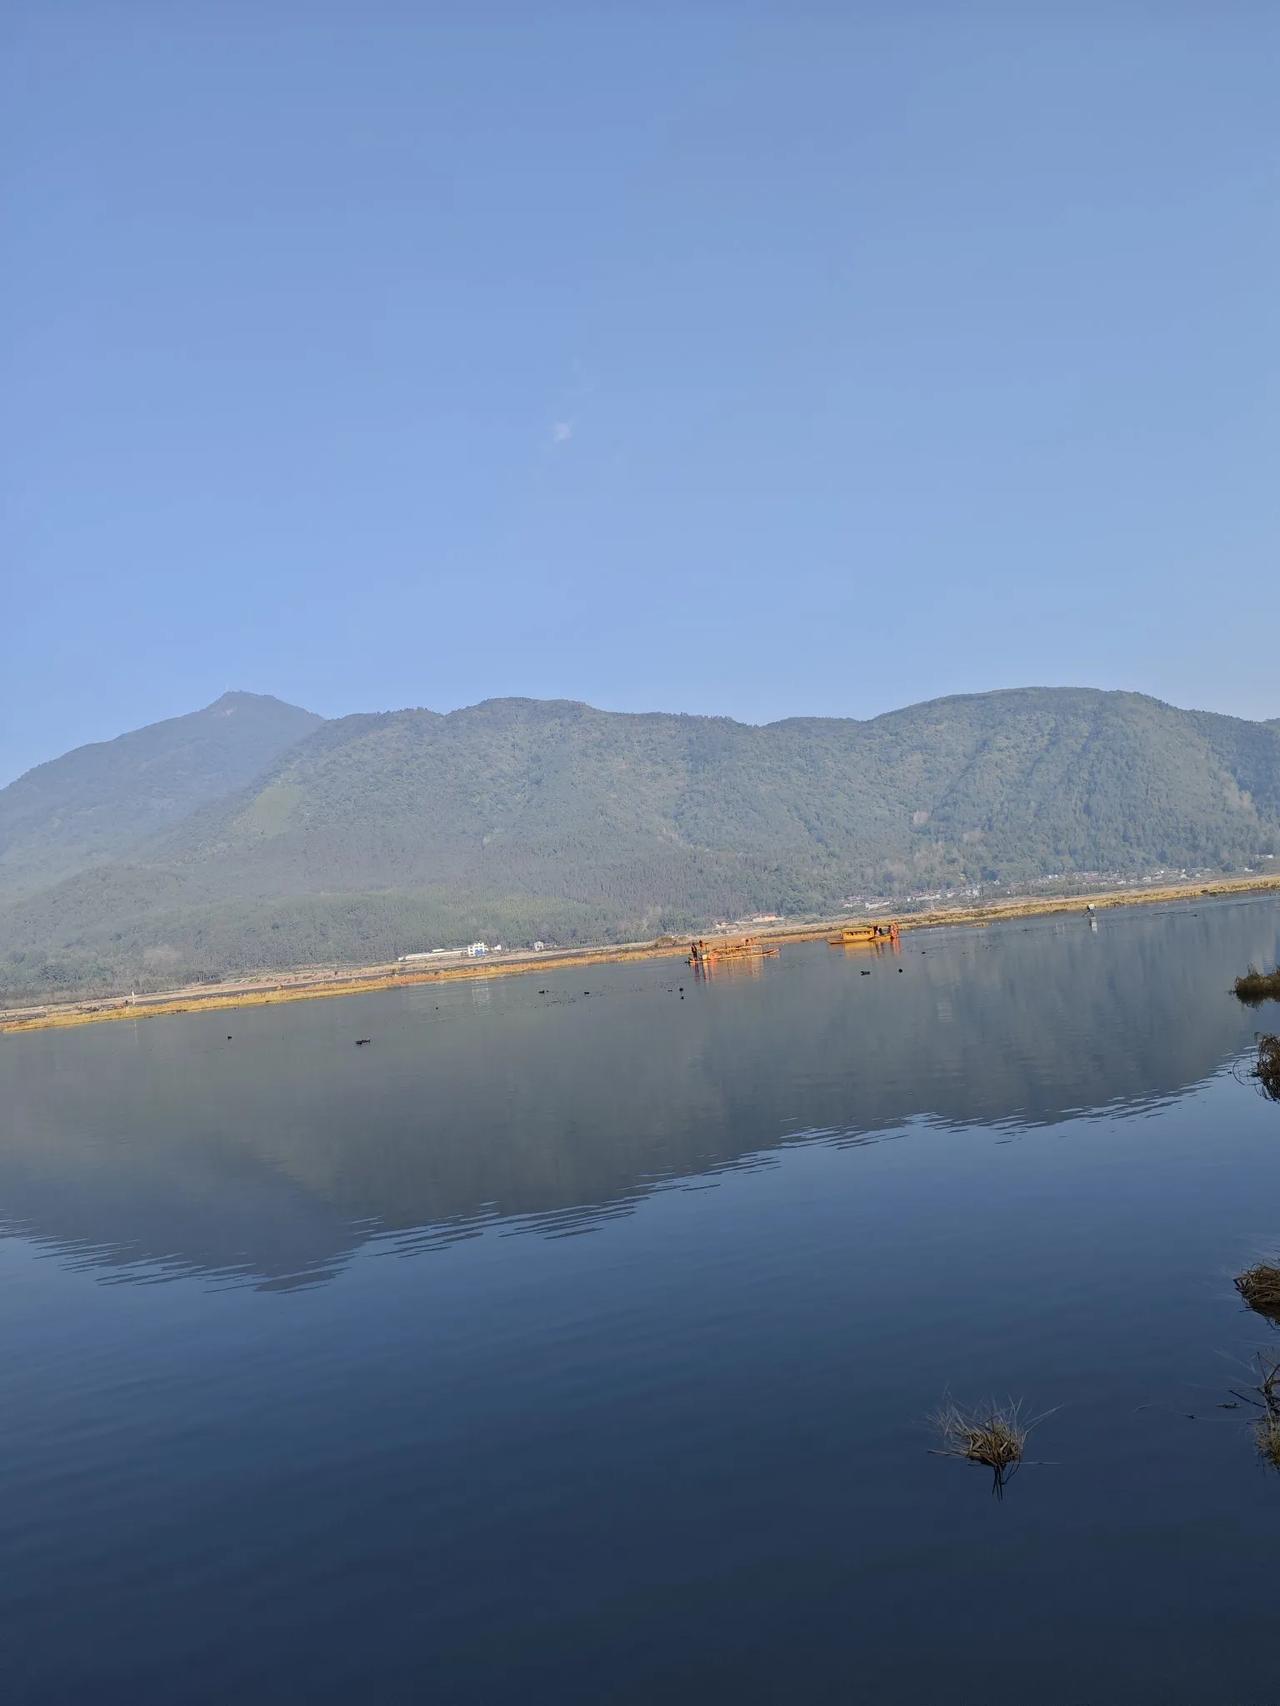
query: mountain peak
[
  {"left": 0, "top": 693, "right": 323, "bottom": 900},
  {"left": 206, "top": 690, "right": 310, "bottom": 715}
]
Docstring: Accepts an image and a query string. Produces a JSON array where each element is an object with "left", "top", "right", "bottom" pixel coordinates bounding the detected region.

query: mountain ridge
[
  {"left": 0, "top": 691, "right": 322, "bottom": 899},
  {"left": 1, "top": 685, "right": 1277, "bottom": 1000}
]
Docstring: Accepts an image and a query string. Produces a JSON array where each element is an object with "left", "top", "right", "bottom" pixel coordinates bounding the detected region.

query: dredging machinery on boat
[{"left": 687, "top": 935, "right": 780, "bottom": 967}]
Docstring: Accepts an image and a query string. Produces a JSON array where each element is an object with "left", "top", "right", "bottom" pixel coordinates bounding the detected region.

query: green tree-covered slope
[
  {"left": 0, "top": 691, "right": 321, "bottom": 900},
  {"left": 1, "top": 688, "right": 1277, "bottom": 999}
]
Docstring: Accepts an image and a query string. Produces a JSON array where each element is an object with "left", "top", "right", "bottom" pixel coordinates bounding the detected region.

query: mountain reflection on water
[{"left": 1, "top": 895, "right": 1276, "bottom": 1290}]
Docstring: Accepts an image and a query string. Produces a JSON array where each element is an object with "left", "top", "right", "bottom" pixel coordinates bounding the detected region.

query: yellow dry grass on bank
[
  {"left": 0, "top": 941, "right": 694, "bottom": 1035},
  {"left": 4, "top": 871, "right": 1279, "bottom": 1037}
]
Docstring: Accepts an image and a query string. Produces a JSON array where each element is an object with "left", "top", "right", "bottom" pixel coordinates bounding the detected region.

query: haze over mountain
[{"left": 1, "top": 687, "right": 1277, "bottom": 1002}]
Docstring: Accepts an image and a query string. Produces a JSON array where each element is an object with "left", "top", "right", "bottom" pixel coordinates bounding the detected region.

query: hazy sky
[{"left": 3, "top": 3, "right": 1277, "bottom": 784}]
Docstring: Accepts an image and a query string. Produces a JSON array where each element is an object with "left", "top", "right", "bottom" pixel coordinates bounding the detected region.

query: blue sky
[{"left": 3, "top": 3, "right": 1277, "bottom": 784}]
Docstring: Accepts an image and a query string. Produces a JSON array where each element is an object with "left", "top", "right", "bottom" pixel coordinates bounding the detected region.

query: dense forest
[{"left": 1, "top": 686, "right": 1277, "bottom": 1001}]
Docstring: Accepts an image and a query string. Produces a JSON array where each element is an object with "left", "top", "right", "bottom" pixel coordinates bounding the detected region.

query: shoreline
[{"left": 3, "top": 871, "right": 1279, "bottom": 1037}]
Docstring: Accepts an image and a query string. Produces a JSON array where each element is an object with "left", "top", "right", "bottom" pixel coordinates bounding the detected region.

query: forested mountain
[
  {"left": 0, "top": 691, "right": 321, "bottom": 899},
  {"left": 1, "top": 687, "right": 1277, "bottom": 1001}
]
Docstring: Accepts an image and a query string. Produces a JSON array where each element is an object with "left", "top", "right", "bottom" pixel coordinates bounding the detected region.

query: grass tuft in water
[
  {"left": 1255, "top": 1410, "right": 1280, "bottom": 1470},
  {"left": 1247, "top": 1353, "right": 1280, "bottom": 1471},
  {"left": 1234, "top": 966, "right": 1280, "bottom": 1005},
  {"left": 1235, "top": 1261, "right": 1280, "bottom": 1321},
  {"left": 1253, "top": 1035, "right": 1280, "bottom": 1101},
  {"left": 930, "top": 1398, "right": 1048, "bottom": 1496}
]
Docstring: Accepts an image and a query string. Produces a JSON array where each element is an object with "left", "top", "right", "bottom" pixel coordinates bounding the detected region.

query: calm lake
[{"left": 3, "top": 895, "right": 1279, "bottom": 1703}]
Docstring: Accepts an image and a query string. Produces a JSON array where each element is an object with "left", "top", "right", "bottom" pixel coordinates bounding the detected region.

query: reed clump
[
  {"left": 1234, "top": 966, "right": 1280, "bottom": 1005},
  {"left": 931, "top": 1398, "right": 1046, "bottom": 1494},
  {"left": 1254, "top": 1035, "right": 1280, "bottom": 1101},
  {"left": 1222, "top": 1349, "right": 1280, "bottom": 1469},
  {"left": 1249, "top": 1353, "right": 1280, "bottom": 1470},
  {"left": 1255, "top": 1410, "right": 1280, "bottom": 1470},
  {"left": 1235, "top": 1262, "right": 1280, "bottom": 1321}
]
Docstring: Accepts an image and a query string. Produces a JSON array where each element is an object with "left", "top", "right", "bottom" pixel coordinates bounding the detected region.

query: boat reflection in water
[
  {"left": 689, "top": 948, "right": 769, "bottom": 981},
  {"left": 830, "top": 936, "right": 903, "bottom": 962}
]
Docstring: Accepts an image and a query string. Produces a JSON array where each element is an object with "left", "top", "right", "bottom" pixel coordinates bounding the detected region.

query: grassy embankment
[{"left": 4, "top": 870, "right": 1280, "bottom": 1037}]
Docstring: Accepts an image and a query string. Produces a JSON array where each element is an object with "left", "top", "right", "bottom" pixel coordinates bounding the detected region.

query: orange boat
[
  {"left": 687, "top": 936, "right": 779, "bottom": 966},
  {"left": 826, "top": 920, "right": 901, "bottom": 947}
]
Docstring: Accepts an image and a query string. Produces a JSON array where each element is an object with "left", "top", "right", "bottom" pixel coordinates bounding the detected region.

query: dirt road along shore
[{"left": 4, "top": 871, "right": 1278, "bottom": 1036}]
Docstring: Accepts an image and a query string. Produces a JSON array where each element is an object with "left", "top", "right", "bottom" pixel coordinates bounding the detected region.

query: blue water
[{"left": 3, "top": 896, "right": 1279, "bottom": 1702}]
